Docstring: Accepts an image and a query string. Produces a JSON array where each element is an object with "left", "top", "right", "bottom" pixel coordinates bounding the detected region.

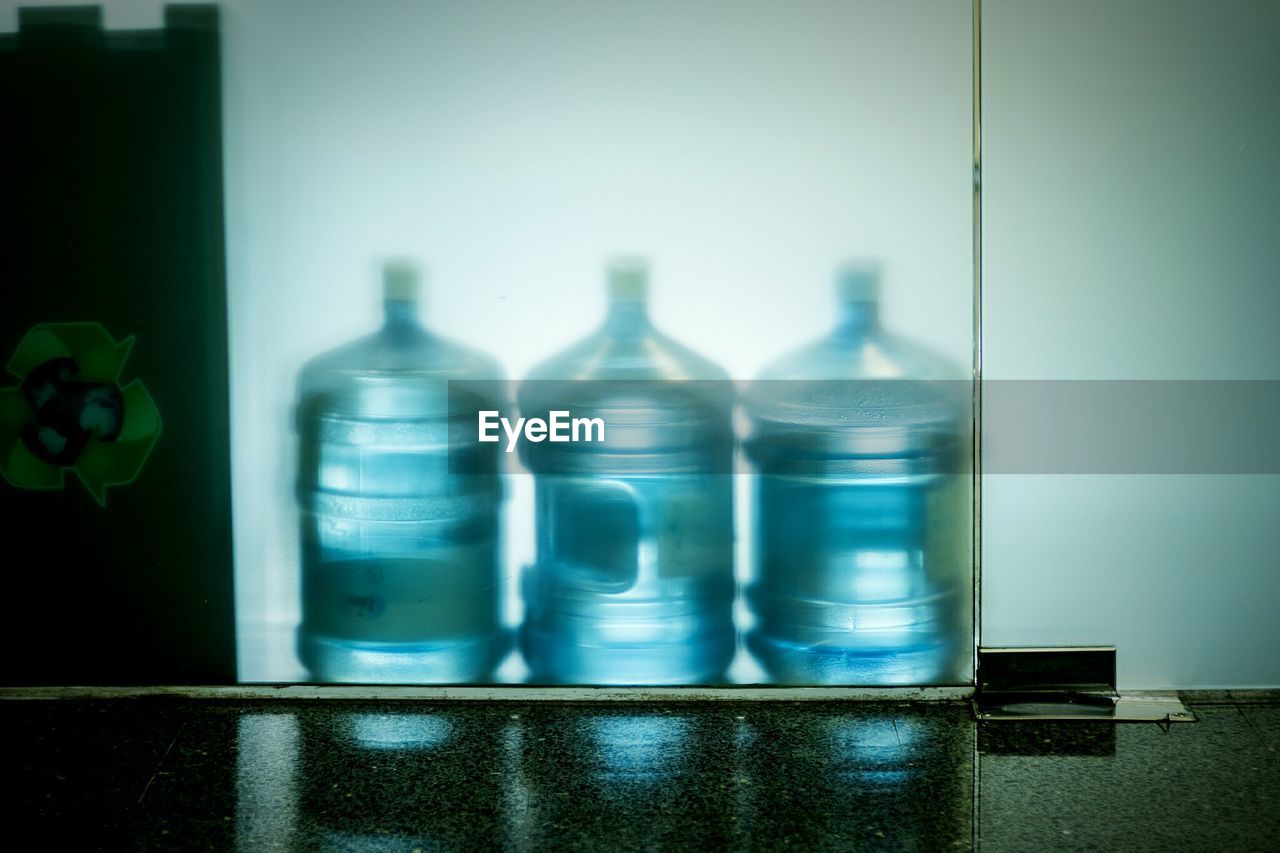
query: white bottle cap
[
  {"left": 837, "top": 260, "right": 881, "bottom": 304},
  {"left": 607, "top": 256, "right": 649, "bottom": 303},
  {"left": 382, "top": 259, "right": 422, "bottom": 302}
]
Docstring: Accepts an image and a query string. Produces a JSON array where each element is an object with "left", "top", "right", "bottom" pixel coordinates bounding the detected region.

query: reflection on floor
[{"left": 3, "top": 695, "right": 1277, "bottom": 850}]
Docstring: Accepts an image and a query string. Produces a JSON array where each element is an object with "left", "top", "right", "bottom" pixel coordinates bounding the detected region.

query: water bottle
[
  {"left": 518, "top": 259, "right": 736, "bottom": 684},
  {"left": 744, "top": 262, "right": 967, "bottom": 684},
  {"left": 295, "top": 261, "right": 507, "bottom": 683}
]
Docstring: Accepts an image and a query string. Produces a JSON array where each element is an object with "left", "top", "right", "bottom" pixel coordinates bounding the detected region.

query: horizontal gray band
[{"left": 444, "top": 379, "right": 1280, "bottom": 475}]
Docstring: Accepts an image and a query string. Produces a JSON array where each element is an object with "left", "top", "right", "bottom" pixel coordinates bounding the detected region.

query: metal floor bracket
[{"left": 972, "top": 646, "right": 1194, "bottom": 722}]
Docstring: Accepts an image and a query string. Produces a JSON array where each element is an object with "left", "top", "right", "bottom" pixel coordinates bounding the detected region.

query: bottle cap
[
  {"left": 382, "top": 259, "right": 421, "bottom": 302},
  {"left": 607, "top": 257, "right": 649, "bottom": 303},
  {"left": 837, "top": 260, "right": 881, "bottom": 303}
]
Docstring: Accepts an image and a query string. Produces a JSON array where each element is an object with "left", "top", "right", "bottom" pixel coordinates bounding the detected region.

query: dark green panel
[{"left": 0, "top": 6, "right": 235, "bottom": 683}]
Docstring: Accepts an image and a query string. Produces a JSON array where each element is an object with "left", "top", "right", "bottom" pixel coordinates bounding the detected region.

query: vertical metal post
[{"left": 971, "top": 0, "right": 984, "bottom": 687}]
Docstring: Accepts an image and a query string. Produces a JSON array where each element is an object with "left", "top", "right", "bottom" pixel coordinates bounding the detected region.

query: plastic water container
[
  {"left": 518, "top": 260, "right": 736, "bottom": 684},
  {"left": 295, "top": 261, "right": 507, "bottom": 683},
  {"left": 744, "top": 262, "right": 967, "bottom": 685}
]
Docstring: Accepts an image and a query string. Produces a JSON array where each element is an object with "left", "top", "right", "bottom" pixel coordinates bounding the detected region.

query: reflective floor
[{"left": 2, "top": 695, "right": 1277, "bottom": 850}]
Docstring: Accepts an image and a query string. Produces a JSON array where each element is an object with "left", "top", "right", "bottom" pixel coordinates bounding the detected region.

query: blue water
[
  {"left": 521, "top": 473, "right": 736, "bottom": 684},
  {"left": 746, "top": 475, "right": 962, "bottom": 685}
]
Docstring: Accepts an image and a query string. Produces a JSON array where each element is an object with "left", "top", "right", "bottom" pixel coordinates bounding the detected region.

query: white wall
[{"left": 982, "top": 0, "right": 1280, "bottom": 687}]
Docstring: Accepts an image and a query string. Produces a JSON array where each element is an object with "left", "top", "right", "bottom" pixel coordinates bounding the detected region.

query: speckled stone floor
[{"left": 2, "top": 695, "right": 1277, "bottom": 850}]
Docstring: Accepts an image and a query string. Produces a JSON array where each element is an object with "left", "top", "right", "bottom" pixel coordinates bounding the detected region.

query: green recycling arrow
[{"left": 0, "top": 322, "right": 162, "bottom": 506}]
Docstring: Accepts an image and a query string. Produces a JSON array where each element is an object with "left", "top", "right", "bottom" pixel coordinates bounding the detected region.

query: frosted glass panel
[
  {"left": 225, "top": 0, "right": 975, "bottom": 684},
  {"left": 982, "top": 0, "right": 1280, "bottom": 689}
]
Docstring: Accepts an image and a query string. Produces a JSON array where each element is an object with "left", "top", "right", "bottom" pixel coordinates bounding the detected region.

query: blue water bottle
[
  {"left": 744, "top": 262, "right": 967, "bottom": 684},
  {"left": 295, "top": 261, "right": 507, "bottom": 683},
  {"left": 518, "top": 259, "right": 736, "bottom": 684}
]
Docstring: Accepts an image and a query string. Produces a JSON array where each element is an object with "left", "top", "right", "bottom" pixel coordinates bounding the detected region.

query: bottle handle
[
  {"left": 542, "top": 478, "right": 653, "bottom": 593},
  {"left": 599, "top": 479, "right": 660, "bottom": 592}
]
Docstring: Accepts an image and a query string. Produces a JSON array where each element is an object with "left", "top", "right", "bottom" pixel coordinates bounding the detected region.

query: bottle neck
[
  {"left": 835, "top": 300, "right": 879, "bottom": 337},
  {"left": 383, "top": 298, "right": 420, "bottom": 329},
  {"left": 603, "top": 299, "right": 652, "bottom": 336}
]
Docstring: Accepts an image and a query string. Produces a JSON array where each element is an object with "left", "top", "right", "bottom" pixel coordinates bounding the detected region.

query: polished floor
[{"left": 3, "top": 694, "right": 1277, "bottom": 850}]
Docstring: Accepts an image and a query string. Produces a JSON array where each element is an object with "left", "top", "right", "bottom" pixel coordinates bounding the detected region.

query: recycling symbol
[{"left": 0, "top": 323, "right": 161, "bottom": 506}]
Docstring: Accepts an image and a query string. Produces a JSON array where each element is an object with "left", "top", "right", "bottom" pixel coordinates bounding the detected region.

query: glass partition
[{"left": 225, "top": 0, "right": 976, "bottom": 685}]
